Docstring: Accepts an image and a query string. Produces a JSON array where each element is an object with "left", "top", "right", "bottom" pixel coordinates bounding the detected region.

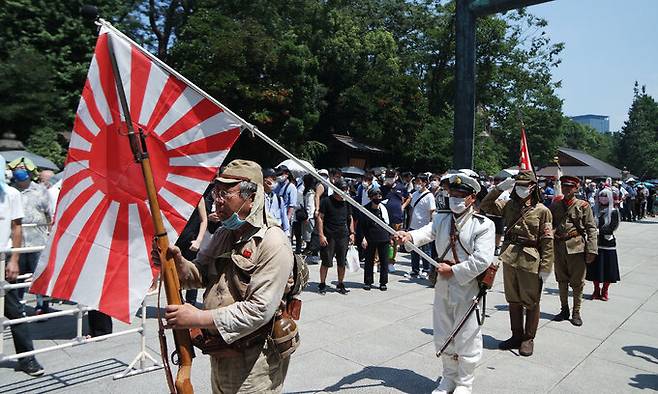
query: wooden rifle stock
[{"left": 106, "top": 33, "right": 194, "bottom": 393}]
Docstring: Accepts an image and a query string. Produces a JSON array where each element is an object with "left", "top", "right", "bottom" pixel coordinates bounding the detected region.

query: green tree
[{"left": 617, "top": 82, "right": 658, "bottom": 178}]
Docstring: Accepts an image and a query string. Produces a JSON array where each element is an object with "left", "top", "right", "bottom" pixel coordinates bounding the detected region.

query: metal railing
[{"left": 0, "top": 243, "right": 161, "bottom": 380}]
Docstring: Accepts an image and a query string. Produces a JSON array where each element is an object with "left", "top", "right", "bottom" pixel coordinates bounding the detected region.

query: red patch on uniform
[{"left": 242, "top": 249, "right": 252, "bottom": 258}]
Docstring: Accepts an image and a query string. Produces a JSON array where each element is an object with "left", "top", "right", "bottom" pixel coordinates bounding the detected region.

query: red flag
[
  {"left": 519, "top": 127, "right": 533, "bottom": 171},
  {"left": 30, "top": 26, "right": 243, "bottom": 322}
]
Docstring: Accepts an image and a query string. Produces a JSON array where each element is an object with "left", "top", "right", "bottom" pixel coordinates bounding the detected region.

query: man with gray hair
[{"left": 158, "top": 159, "right": 294, "bottom": 393}]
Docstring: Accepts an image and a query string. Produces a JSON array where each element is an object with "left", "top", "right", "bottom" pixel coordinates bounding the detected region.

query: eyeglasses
[{"left": 211, "top": 188, "right": 239, "bottom": 201}]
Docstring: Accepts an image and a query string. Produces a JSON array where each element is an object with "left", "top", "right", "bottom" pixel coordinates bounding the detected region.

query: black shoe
[
  {"left": 570, "top": 312, "right": 583, "bottom": 326},
  {"left": 363, "top": 284, "right": 371, "bottom": 291},
  {"left": 15, "top": 357, "right": 44, "bottom": 377},
  {"left": 379, "top": 284, "right": 387, "bottom": 291},
  {"left": 318, "top": 283, "right": 327, "bottom": 295},
  {"left": 553, "top": 306, "right": 570, "bottom": 322},
  {"left": 336, "top": 283, "right": 348, "bottom": 295}
]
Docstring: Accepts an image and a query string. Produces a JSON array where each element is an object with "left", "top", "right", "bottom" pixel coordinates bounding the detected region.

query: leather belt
[
  {"left": 555, "top": 230, "right": 580, "bottom": 241},
  {"left": 191, "top": 321, "right": 271, "bottom": 358},
  {"left": 505, "top": 235, "right": 539, "bottom": 249}
]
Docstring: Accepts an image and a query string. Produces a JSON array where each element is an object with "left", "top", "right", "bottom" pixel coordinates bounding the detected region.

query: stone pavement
[{"left": 1, "top": 218, "right": 657, "bottom": 393}]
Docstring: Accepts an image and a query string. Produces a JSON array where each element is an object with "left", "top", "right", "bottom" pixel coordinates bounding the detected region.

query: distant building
[{"left": 570, "top": 114, "right": 610, "bottom": 133}]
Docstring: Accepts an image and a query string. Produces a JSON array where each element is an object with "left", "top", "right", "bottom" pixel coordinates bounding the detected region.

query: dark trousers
[
  {"left": 364, "top": 241, "right": 389, "bottom": 285},
  {"left": 87, "top": 310, "right": 113, "bottom": 337},
  {"left": 18, "top": 252, "right": 49, "bottom": 311},
  {"left": 292, "top": 221, "right": 303, "bottom": 253},
  {"left": 4, "top": 286, "right": 35, "bottom": 360},
  {"left": 410, "top": 244, "right": 432, "bottom": 274}
]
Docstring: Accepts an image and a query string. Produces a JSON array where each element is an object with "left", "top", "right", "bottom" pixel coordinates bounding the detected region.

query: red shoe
[
  {"left": 591, "top": 290, "right": 601, "bottom": 300},
  {"left": 601, "top": 283, "right": 610, "bottom": 301}
]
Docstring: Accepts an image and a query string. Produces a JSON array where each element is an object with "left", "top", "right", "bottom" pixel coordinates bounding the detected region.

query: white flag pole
[{"left": 97, "top": 20, "right": 440, "bottom": 268}]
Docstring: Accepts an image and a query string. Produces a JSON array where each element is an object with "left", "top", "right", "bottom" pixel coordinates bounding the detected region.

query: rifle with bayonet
[{"left": 106, "top": 33, "right": 195, "bottom": 394}]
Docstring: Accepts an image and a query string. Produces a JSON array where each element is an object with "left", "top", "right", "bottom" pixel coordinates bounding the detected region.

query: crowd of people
[{"left": 3, "top": 153, "right": 656, "bottom": 393}]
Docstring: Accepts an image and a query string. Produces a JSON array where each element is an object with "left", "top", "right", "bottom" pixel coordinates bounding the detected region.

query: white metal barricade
[{"left": 0, "top": 243, "right": 162, "bottom": 379}]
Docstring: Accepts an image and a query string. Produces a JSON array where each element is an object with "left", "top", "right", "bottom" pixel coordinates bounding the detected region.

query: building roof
[
  {"left": 332, "top": 134, "right": 386, "bottom": 153},
  {"left": 537, "top": 147, "right": 623, "bottom": 178},
  {"left": 570, "top": 114, "right": 609, "bottom": 120}
]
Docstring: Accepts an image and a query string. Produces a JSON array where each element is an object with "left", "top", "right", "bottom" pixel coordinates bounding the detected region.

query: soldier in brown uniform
[
  {"left": 480, "top": 171, "right": 553, "bottom": 357},
  {"left": 160, "top": 160, "right": 294, "bottom": 393},
  {"left": 550, "top": 175, "right": 598, "bottom": 327}
]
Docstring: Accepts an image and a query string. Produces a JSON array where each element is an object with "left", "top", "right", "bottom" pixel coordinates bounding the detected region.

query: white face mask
[
  {"left": 515, "top": 186, "right": 532, "bottom": 199},
  {"left": 277, "top": 175, "right": 287, "bottom": 183},
  {"left": 449, "top": 197, "right": 468, "bottom": 214},
  {"left": 429, "top": 181, "right": 438, "bottom": 189},
  {"left": 414, "top": 184, "right": 421, "bottom": 191}
]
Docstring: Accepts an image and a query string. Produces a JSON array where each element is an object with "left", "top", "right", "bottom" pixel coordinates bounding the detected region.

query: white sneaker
[
  {"left": 453, "top": 385, "right": 472, "bottom": 394},
  {"left": 431, "top": 377, "right": 455, "bottom": 394},
  {"left": 420, "top": 271, "right": 429, "bottom": 279}
]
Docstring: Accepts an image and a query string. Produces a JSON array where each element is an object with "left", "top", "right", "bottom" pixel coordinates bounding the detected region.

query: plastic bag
[{"left": 346, "top": 245, "right": 360, "bottom": 273}]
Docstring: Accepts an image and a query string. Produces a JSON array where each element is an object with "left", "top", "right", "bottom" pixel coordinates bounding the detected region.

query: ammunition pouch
[{"left": 190, "top": 322, "right": 271, "bottom": 358}]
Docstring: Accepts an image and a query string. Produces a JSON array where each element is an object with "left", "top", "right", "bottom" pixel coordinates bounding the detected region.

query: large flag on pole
[
  {"left": 30, "top": 26, "right": 243, "bottom": 322},
  {"left": 519, "top": 127, "right": 533, "bottom": 171}
]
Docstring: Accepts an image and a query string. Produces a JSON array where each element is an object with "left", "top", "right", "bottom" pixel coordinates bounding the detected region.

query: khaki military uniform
[
  {"left": 550, "top": 197, "right": 598, "bottom": 318},
  {"left": 481, "top": 189, "right": 554, "bottom": 308},
  {"left": 180, "top": 222, "right": 294, "bottom": 394},
  {"left": 481, "top": 184, "right": 553, "bottom": 357}
]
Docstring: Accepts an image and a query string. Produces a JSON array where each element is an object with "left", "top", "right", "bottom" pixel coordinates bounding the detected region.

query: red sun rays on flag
[{"left": 30, "top": 28, "right": 242, "bottom": 323}]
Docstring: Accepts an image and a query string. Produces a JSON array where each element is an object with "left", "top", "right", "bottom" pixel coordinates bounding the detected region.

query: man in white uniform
[{"left": 395, "top": 173, "right": 495, "bottom": 394}]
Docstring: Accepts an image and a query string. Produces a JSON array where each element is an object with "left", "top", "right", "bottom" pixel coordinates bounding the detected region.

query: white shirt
[
  {"left": 0, "top": 186, "right": 24, "bottom": 250},
  {"left": 409, "top": 189, "right": 436, "bottom": 230}
]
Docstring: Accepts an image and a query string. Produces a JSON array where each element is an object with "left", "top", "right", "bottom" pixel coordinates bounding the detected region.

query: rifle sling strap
[{"left": 157, "top": 279, "right": 177, "bottom": 394}]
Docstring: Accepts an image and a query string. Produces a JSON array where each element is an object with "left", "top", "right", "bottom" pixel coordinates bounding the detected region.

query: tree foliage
[
  {"left": 3, "top": 0, "right": 640, "bottom": 175},
  {"left": 617, "top": 82, "right": 658, "bottom": 178}
]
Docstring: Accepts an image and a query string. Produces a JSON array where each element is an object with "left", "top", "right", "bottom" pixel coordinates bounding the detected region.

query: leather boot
[
  {"left": 571, "top": 286, "right": 584, "bottom": 326},
  {"left": 498, "top": 303, "right": 523, "bottom": 350},
  {"left": 553, "top": 305, "right": 570, "bottom": 321},
  {"left": 601, "top": 282, "right": 610, "bottom": 301},
  {"left": 520, "top": 306, "right": 540, "bottom": 356}
]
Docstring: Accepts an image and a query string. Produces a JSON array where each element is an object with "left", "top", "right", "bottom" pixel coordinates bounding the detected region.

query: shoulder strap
[
  {"left": 413, "top": 191, "right": 431, "bottom": 209},
  {"left": 503, "top": 204, "right": 534, "bottom": 238}
]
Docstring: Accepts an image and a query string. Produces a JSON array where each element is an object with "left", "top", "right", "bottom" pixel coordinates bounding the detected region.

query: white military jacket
[{"left": 409, "top": 209, "right": 496, "bottom": 303}]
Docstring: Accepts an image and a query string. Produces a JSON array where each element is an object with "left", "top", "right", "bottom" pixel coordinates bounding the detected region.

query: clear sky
[{"left": 528, "top": 0, "right": 658, "bottom": 131}]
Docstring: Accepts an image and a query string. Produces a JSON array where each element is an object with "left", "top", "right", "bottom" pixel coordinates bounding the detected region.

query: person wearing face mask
[
  {"left": 550, "top": 175, "right": 598, "bottom": 327},
  {"left": 273, "top": 165, "right": 297, "bottom": 231},
  {"left": 360, "top": 187, "right": 391, "bottom": 291},
  {"left": 406, "top": 174, "right": 436, "bottom": 279},
  {"left": 157, "top": 160, "right": 294, "bottom": 393},
  {"left": 380, "top": 170, "right": 411, "bottom": 271},
  {"left": 263, "top": 168, "right": 290, "bottom": 236},
  {"left": 585, "top": 188, "right": 620, "bottom": 301},
  {"left": 480, "top": 170, "right": 554, "bottom": 357},
  {"left": 394, "top": 173, "right": 494, "bottom": 394}
]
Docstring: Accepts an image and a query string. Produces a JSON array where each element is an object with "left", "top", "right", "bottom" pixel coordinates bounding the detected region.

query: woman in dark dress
[{"left": 586, "top": 188, "right": 621, "bottom": 301}]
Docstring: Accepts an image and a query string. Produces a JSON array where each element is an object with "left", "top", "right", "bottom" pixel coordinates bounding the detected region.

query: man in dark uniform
[
  {"left": 480, "top": 170, "right": 554, "bottom": 357},
  {"left": 550, "top": 175, "right": 598, "bottom": 326}
]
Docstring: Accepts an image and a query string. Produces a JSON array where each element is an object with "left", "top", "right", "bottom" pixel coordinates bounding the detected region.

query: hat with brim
[
  {"left": 560, "top": 175, "right": 580, "bottom": 187},
  {"left": 216, "top": 159, "right": 264, "bottom": 186},
  {"left": 449, "top": 174, "right": 480, "bottom": 194},
  {"left": 515, "top": 170, "right": 537, "bottom": 186}
]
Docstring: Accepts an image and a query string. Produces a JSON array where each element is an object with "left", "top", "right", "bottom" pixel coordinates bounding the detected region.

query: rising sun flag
[{"left": 30, "top": 25, "right": 244, "bottom": 323}]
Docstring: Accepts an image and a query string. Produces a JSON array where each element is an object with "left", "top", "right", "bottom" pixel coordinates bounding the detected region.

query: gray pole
[{"left": 453, "top": 0, "right": 476, "bottom": 169}]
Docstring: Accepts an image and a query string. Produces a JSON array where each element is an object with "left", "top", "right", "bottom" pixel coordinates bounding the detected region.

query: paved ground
[{"left": 1, "top": 217, "right": 657, "bottom": 393}]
